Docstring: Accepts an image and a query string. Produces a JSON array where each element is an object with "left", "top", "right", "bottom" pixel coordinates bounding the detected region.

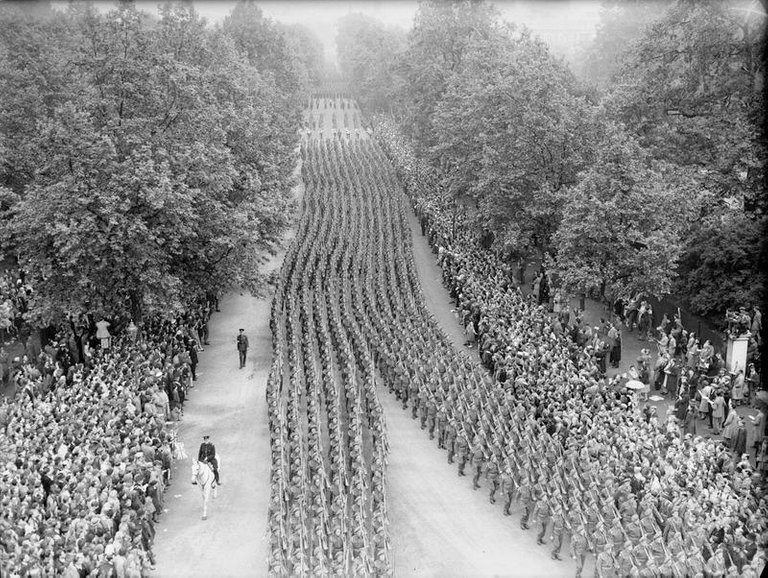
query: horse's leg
[{"left": 202, "top": 485, "right": 209, "bottom": 520}]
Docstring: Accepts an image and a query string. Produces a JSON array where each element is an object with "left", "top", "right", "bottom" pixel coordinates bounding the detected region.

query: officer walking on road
[{"left": 236, "top": 328, "right": 249, "bottom": 369}]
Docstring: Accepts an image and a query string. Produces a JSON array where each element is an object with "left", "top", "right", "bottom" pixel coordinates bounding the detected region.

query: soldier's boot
[
  {"left": 458, "top": 461, "right": 465, "bottom": 476},
  {"left": 489, "top": 488, "right": 496, "bottom": 504},
  {"left": 473, "top": 469, "right": 481, "bottom": 489},
  {"left": 537, "top": 526, "right": 546, "bottom": 545},
  {"left": 420, "top": 414, "right": 427, "bottom": 429},
  {"left": 412, "top": 405, "right": 418, "bottom": 419},
  {"left": 447, "top": 448, "right": 454, "bottom": 464},
  {"left": 428, "top": 422, "right": 435, "bottom": 439}
]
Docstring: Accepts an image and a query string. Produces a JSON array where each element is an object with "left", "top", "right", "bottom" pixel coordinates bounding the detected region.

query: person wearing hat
[
  {"left": 236, "top": 328, "right": 249, "bottom": 369},
  {"left": 197, "top": 435, "right": 220, "bottom": 485}
]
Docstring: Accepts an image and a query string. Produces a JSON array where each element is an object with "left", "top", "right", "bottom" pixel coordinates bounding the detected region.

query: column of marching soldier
[
  {"left": 266, "top": 131, "right": 390, "bottom": 575},
  {"left": 302, "top": 97, "right": 366, "bottom": 137},
  {"left": 374, "top": 118, "right": 767, "bottom": 577},
  {"left": 264, "top": 97, "right": 766, "bottom": 577}
]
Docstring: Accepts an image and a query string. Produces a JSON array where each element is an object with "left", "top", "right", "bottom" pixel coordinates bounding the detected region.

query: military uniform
[
  {"left": 426, "top": 398, "right": 438, "bottom": 437},
  {"left": 570, "top": 524, "right": 589, "bottom": 578},
  {"left": 471, "top": 443, "right": 485, "bottom": 489},
  {"left": 615, "top": 542, "right": 635, "bottom": 576},
  {"left": 456, "top": 434, "right": 469, "bottom": 476},
  {"left": 536, "top": 497, "right": 551, "bottom": 545},
  {"left": 486, "top": 457, "right": 500, "bottom": 503},
  {"left": 444, "top": 420, "right": 457, "bottom": 462},
  {"left": 518, "top": 481, "right": 533, "bottom": 529},
  {"left": 550, "top": 503, "right": 566, "bottom": 560},
  {"left": 436, "top": 409, "right": 447, "bottom": 448},
  {"left": 500, "top": 468, "right": 515, "bottom": 516},
  {"left": 594, "top": 547, "right": 616, "bottom": 577}
]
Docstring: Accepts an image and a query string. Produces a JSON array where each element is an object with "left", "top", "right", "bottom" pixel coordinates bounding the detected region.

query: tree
[
  {"left": 0, "top": 2, "right": 85, "bottom": 194},
  {"left": 673, "top": 211, "right": 765, "bottom": 318},
  {"left": 0, "top": 1, "right": 314, "bottom": 322},
  {"left": 600, "top": 0, "right": 766, "bottom": 318},
  {"left": 431, "top": 24, "right": 601, "bottom": 258},
  {"left": 552, "top": 124, "right": 697, "bottom": 301},
  {"left": 574, "top": 0, "right": 673, "bottom": 88},
  {"left": 279, "top": 22, "right": 325, "bottom": 89},
  {"left": 605, "top": 0, "right": 765, "bottom": 209},
  {"left": 222, "top": 0, "right": 306, "bottom": 96},
  {"left": 395, "top": 0, "right": 498, "bottom": 151},
  {"left": 336, "top": 13, "right": 406, "bottom": 112}
]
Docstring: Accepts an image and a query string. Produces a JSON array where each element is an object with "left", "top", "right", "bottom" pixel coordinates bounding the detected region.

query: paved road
[{"left": 150, "top": 290, "right": 272, "bottom": 577}]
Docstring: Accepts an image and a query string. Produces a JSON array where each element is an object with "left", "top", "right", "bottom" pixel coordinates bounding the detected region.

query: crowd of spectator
[
  {"left": 0, "top": 295, "right": 214, "bottom": 576},
  {"left": 0, "top": 269, "right": 32, "bottom": 344}
]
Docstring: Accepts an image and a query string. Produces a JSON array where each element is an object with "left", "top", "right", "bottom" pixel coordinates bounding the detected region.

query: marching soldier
[
  {"left": 435, "top": 407, "right": 447, "bottom": 447},
  {"left": 486, "top": 454, "right": 500, "bottom": 504},
  {"left": 594, "top": 543, "right": 616, "bottom": 577},
  {"left": 500, "top": 461, "right": 515, "bottom": 516},
  {"left": 625, "top": 513, "right": 643, "bottom": 541},
  {"left": 426, "top": 397, "right": 438, "bottom": 439},
  {"left": 591, "top": 520, "right": 609, "bottom": 555},
  {"left": 614, "top": 541, "right": 636, "bottom": 577},
  {"left": 471, "top": 439, "right": 485, "bottom": 490},
  {"left": 570, "top": 522, "right": 589, "bottom": 578},
  {"left": 550, "top": 501, "right": 566, "bottom": 560},
  {"left": 456, "top": 432, "right": 469, "bottom": 476},
  {"left": 536, "top": 492, "right": 551, "bottom": 545},
  {"left": 410, "top": 380, "right": 420, "bottom": 419},
  {"left": 632, "top": 537, "right": 650, "bottom": 568},
  {"left": 444, "top": 419, "right": 457, "bottom": 462},
  {"left": 518, "top": 476, "right": 534, "bottom": 530},
  {"left": 419, "top": 389, "right": 430, "bottom": 429}
]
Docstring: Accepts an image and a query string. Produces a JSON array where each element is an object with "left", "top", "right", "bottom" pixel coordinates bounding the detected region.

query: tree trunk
[{"left": 130, "top": 290, "right": 143, "bottom": 325}]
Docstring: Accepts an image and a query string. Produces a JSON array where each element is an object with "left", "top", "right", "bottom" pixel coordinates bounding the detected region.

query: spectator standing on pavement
[
  {"left": 751, "top": 306, "right": 762, "bottom": 345},
  {"left": 747, "top": 409, "right": 765, "bottom": 459},
  {"left": 236, "top": 328, "right": 249, "bottom": 369},
  {"left": 731, "top": 370, "right": 745, "bottom": 406},
  {"left": 95, "top": 317, "right": 111, "bottom": 350},
  {"left": 712, "top": 390, "right": 726, "bottom": 434}
]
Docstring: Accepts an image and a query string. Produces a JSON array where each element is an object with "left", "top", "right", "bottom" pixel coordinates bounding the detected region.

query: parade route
[
  {"left": 381, "top": 386, "right": 576, "bottom": 577},
  {"left": 150, "top": 289, "right": 272, "bottom": 578},
  {"left": 151, "top": 152, "right": 303, "bottom": 578},
  {"left": 379, "top": 191, "right": 581, "bottom": 577}
]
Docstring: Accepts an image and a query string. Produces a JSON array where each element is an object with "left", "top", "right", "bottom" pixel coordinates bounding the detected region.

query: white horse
[{"left": 191, "top": 455, "right": 221, "bottom": 520}]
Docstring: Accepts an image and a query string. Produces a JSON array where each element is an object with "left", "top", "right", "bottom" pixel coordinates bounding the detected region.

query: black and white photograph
[{"left": 0, "top": 0, "right": 766, "bottom": 576}]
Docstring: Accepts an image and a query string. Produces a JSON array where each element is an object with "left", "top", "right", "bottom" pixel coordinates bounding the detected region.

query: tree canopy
[
  {"left": 336, "top": 13, "right": 406, "bottom": 112},
  {"left": 0, "top": 1, "right": 322, "bottom": 322},
  {"left": 346, "top": 0, "right": 765, "bottom": 318}
]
